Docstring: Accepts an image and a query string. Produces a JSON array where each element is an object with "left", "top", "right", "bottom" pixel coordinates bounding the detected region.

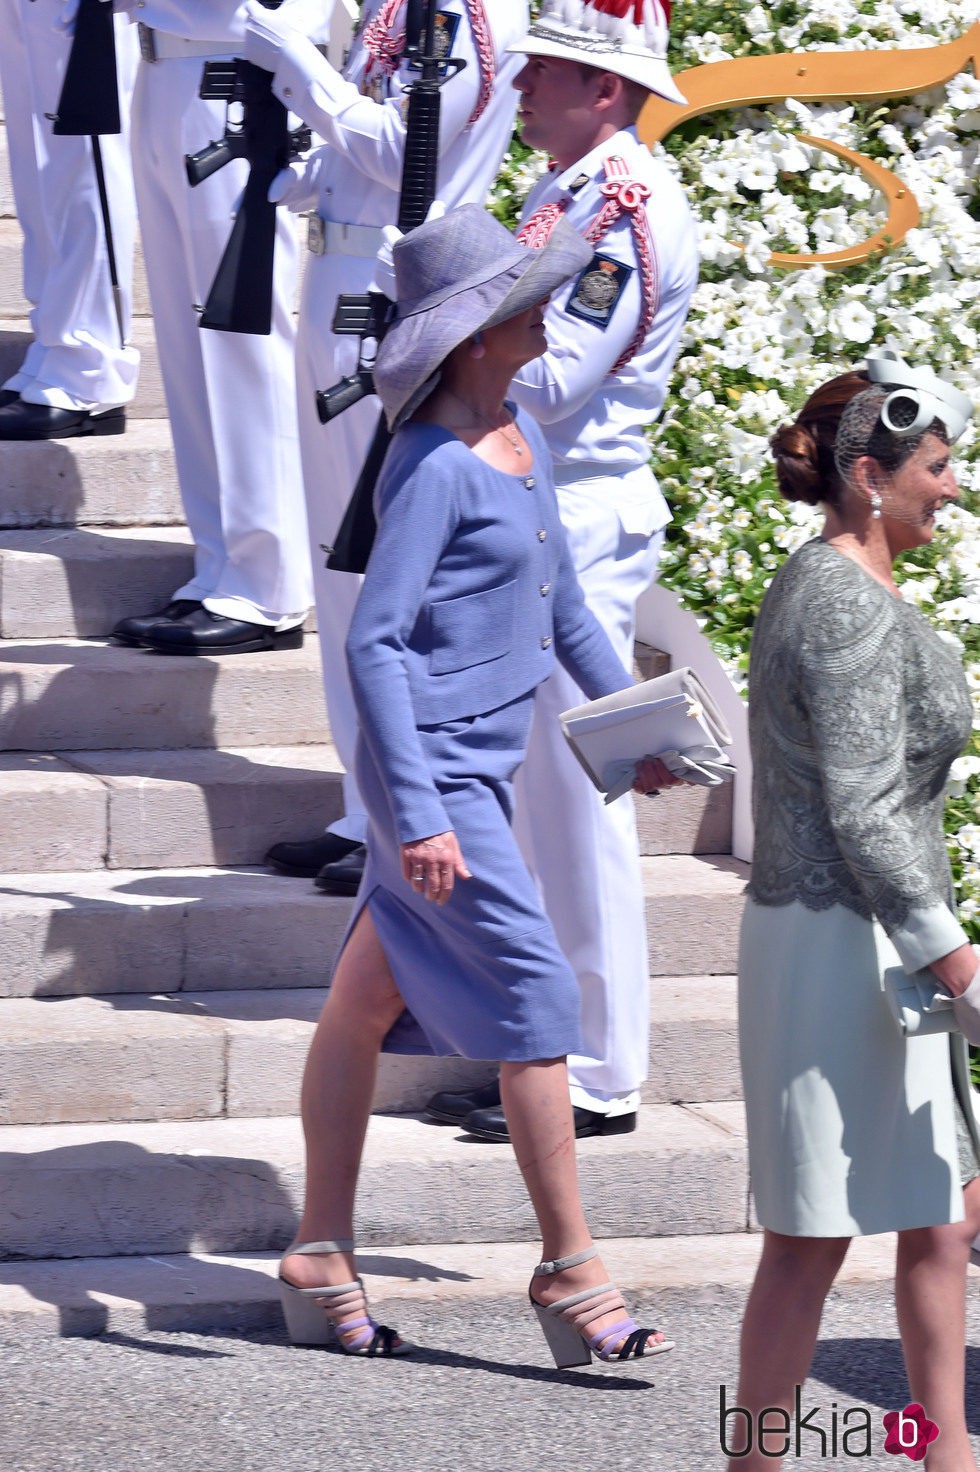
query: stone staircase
[{"left": 0, "top": 95, "right": 751, "bottom": 1334}]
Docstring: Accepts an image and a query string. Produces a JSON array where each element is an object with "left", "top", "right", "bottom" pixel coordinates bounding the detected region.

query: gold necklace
[{"left": 443, "top": 388, "right": 524, "bottom": 456}]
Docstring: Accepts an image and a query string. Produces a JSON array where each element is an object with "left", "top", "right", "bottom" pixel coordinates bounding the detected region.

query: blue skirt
[{"left": 345, "top": 690, "right": 582, "bottom": 1062}]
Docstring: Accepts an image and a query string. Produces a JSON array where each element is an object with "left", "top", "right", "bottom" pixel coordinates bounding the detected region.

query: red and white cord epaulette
[{"left": 517, "top": 155, "right": 660, "bottom": 373}]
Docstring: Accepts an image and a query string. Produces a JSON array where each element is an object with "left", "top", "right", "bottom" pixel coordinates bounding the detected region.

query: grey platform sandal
[
  {"left": 278, "top": 1239, "right": 410, "bottom": 1356},
  {"left": 529, "top": 1247, "right": 674, "bottom": 1368}
]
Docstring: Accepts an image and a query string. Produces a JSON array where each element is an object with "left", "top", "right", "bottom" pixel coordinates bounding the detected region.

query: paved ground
[{"left": 3, "top": 1276, "right": 979, "bottom": 1472}]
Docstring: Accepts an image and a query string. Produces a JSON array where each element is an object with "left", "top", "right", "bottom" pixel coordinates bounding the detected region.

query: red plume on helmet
[
  {"left": 511, "top": 2, "right": 684, "bottom": 106},
  {"left": 591, "top": 0, "right": 672, "bottom": 24}
]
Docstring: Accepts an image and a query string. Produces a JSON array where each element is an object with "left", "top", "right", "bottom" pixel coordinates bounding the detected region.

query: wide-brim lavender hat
[
  {"left": 373, "top": 204, "right": 593, "bottom": 431},
  {"left": 510, "top": 0, "right": 686, "bottom": 107}
]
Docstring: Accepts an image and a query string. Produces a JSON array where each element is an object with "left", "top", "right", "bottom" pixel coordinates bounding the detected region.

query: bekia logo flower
[{"left": 882, "top": 1404, "right": 939, "bottom": 1461}]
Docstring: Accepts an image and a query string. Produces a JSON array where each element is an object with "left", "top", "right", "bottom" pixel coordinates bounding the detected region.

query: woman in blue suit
[{"left": 275, "top": 205, "right": 678, "bottom": 1366}]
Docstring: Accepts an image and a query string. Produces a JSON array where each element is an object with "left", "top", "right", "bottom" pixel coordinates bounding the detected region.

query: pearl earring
[
  {"left": 870, "top": 490, "right": 882, "bottom": 520},
  {"left": 469, "top": 332, "right": 485, "bottom": 360}
]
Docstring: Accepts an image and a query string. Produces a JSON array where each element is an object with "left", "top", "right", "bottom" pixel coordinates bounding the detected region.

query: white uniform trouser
[
  {"left": 131, "top": 55, "right": 311, "bottom": 625},
  {"left": 513, "top": 469, "right": 663, "bottom": 1112},
  {"left": 0, "top": 0, "right": 139, "bottom": 409},
  {"left": 296, "top": 248, "right": 375, "bottom": 841}
]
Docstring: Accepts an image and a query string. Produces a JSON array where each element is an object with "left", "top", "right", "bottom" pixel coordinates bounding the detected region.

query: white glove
[
  {"left": 267, "top": 151, "right": 326, "bottom": 211},
  {"left": 243, "top": 0, "right": 320, "bottom": 75},
  {"left": 951, "top": 959, "right": 980, "bottom": 1046},
  {"left": 374, "top": 202, "right": 446, "bottom": 300}
]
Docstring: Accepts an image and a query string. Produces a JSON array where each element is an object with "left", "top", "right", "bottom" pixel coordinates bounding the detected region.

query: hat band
[{"left": 525, "top": 20, "right": 668, "bottom": 64}]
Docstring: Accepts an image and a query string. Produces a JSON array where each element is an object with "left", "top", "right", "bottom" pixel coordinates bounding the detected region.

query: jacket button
[
  {"left": 539, "top": 582, "right": 550, "bottom": 596},
  {"left": 540, "top": 635, "right": 552, "bottom": 649},
  {"left": 537, "top": 529, "right": 547, "bottom": 541},
  {"left": 524, "top": 476, "right": 535, "bottom": 489}
]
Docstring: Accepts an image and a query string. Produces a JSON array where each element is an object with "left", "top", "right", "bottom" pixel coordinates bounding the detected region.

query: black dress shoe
[
  {"left": 463, "top": 1104, "right": 638, "bottom": 1143},
  {"left": 424, "top": 1078, "right": 502, "bottom": 1125},
  {"left": 314, "top": 846, "right": 366, "bottom": 895},
  {"left": 110, "top": 599, "right": 203, "bottom": 647},
  {"left": 139, "top": 606, "right": 305, "bottom": 655},
  {"left": 0, "top": 401, "right": 126, "bottom": 439},
  {"left": 265, "top": 832, "right": 362, "bottom": 877},
  {"left": 0, "top": 389, "right": 20, "bottom": 409}
]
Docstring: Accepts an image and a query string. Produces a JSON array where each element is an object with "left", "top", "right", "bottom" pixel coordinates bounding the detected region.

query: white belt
[
  {"left": 138, "top": 26, "right": 238, "bottom": 63},
  {"left": 307, "top": 217, "right": 385, "bottom": 258}
]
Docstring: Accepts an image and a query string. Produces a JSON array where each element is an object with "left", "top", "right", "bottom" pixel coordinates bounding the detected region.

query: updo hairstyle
[{"left": 770, "top": 370, "right": 947, "bottom": 509}]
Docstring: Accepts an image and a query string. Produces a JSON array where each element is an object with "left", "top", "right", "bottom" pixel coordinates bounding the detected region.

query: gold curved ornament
[{"left": 639, "top": 24, "right": 979, "bottom": 270}]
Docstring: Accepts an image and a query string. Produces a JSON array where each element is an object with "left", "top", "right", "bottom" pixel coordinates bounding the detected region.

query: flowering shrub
[{"left": 492, "top": 0, "right": 980, "bottom": 949}]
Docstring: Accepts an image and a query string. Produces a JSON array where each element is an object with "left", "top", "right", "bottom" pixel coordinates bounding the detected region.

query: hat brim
[
  {"left": 509, "top": 30, "right": 687, "bottom": 107},
  {"left": 375, "top": 218, "right": 593, "bottom": 431}
]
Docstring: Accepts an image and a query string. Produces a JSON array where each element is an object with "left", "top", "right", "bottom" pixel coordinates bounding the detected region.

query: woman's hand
[
  {"left": 401, "top": 831, "right": 471, "bottom": 905},
  {"left": 931, "top": 943, "right": 980, "bottom": 1044},
  {"left": 632, "top": 755, "right": 685, "bottom": 795}
]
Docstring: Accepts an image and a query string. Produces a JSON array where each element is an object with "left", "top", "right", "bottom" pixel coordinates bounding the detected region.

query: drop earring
[
  {"left": 870, "top": 490, "right": 882, "bottom": 520},
  {"left": 469, "top": 331, "right": 485, "bottom": 360}
]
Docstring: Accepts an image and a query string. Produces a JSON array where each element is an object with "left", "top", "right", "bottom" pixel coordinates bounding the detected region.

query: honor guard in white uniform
[
  {"left": 426, "top": 0, "right": 699, "bottom": 1140},
  {"left": 242, "top": 0, "right": 528, "bottom": 886},
  {"left": 109, "top": 0, "right": 332, "bottom": 655},
  {"left": 0, "top": 0, "right": 139, "bottom": 439}
]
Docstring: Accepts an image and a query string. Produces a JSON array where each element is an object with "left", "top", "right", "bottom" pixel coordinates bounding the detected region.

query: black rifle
[
  {"left": 48, "top": 0, "right": 125, "bottom": 347},
  {"left": 185, "top": 4, "right": 312, "bottom": 336},
  {"left": 318, "top": 0, "right": 465, "bottom": 574}
]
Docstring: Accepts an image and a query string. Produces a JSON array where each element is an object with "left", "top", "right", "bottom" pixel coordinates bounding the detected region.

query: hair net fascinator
[
  {"left": 865, "top": 349, "right": 974, "bottom": 443},
  {"left": 834, "top": 350, "right": 974, "bottom": 496},
  {"left": 372, "top": 204, "right": 593, "bottom": 431}
]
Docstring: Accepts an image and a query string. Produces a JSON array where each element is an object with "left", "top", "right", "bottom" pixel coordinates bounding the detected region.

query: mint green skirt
[{"left": 738, "top": 897, "right": 979, "bottom": 1237}]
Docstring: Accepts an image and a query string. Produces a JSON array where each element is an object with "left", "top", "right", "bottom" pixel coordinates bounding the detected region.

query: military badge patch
[
  {"left": 433, "top": 10, "right": 461, "bottom": 67},
  {"left": 564, "top": 253, "right": 632, "bottom": 328}
]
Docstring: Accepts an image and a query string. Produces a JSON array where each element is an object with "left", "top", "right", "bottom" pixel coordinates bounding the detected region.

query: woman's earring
[
  {"left": 870, "top": 490, "right": 882, "bottom": 520},
  {"left": 469, "top": 331, "right": 485, "bottom": 360}
]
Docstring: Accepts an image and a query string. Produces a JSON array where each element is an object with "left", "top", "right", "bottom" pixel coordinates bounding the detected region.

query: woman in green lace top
[{"left": 728, "top": 353, "right": 980, "bottom": 1472}]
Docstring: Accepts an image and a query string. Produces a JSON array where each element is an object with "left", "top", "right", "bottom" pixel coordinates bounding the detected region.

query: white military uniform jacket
[
  {"left": 510, "top": 125, "right": 699, "bottom": 1111},
  {"left": 0, "top": 0, "right": 139, "bottom": 410},
  {"left": 128, "top": 0, "right": 331, "bottom": 625},
  {"left": 260, "top": 0, "right": 527, "bottom": 835}
]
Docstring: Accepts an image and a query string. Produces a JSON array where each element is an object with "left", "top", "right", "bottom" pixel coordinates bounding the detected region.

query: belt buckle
[
  {"left": 307, "top": 215, "right": 326, "bottom": 256},
  {"left": 137, "top": 23, "right": 158, "bottom": 64}
]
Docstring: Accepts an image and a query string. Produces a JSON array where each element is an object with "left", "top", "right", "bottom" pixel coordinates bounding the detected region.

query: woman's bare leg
[
  {"left": 896, "top": 1176, "right": 980, "bottom": 1472},
  {"left": 500, "top": 1057, "right": 668, "bottom": 1352},
  {"left": 725, "top": 1230, "right": 851, "bottom": 1470},
  {"left": 280, "top": 909, "right": 405, "bottom": 1335}
]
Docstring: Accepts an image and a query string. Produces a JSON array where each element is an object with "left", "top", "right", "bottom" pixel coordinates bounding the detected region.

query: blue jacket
[{"left": 346, "top": 410, "right": 632, "bottom": 841}]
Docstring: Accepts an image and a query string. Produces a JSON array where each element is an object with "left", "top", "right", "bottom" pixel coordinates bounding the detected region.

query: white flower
[
  {"left": 947, "top": 756, "right": 980, "bottom": 797},
  {"left": 829, "top": 298, "right": 877, "bottom": 343},
  {"left": 937, "top": 596, "right": 980, "bottom": 625},
  {"left": 745, "top": 4, "right": 773, "bottom": 39}
]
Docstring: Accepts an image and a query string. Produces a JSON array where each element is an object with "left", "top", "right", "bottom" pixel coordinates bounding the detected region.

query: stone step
[
  {"left": 0, "top": 855, "right": 747, "bottom": 999},
  {"left": 0, "top": 1235, "right": 912, "bottom": 1340},
  {"left": 0, "top": 419, "right": 181, "bottom": 528},
  {"left": 0, "top": 527, "right": 194, "bottom": 639},
  {"left": 0, "top": 746, "right": 343, "bottom": 873},
  {"left": 0, "top": 865, "right": 350, "bottom": 1001},
  {"left": 0, "top": 987, "right": 498, "bottom": 1127},
  {"left": 0, "top": 974, "right": 738, "bottom": 1127},
  {"left": 0, "top": 745, "right": 728, "bottom": 874},
  {"left": 0, "top": 1102, "right": 749, "bottom": 1260},
  {"left": 0, "top": 638, "right": 330, "bottom": 751},
  {"left": 0, "top": 319, "right": 166, "bottom": 419},
  {"left": 0, "top": 218, "right": 152, "bottom": 320}
]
